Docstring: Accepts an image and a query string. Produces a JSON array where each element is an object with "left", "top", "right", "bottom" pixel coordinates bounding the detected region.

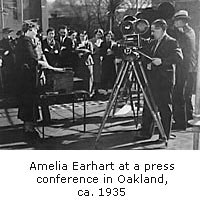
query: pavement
[{"left": 0, "top": 96, "right": 196, "bottom": 150}]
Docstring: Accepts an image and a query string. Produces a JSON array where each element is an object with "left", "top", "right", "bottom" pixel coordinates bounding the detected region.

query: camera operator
[{"left": 137, "top": 19, "right": 183, "bottom": 141}]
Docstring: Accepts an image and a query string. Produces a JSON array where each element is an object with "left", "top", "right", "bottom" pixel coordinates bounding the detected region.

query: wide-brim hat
[
  {"left": 1, "top": 27, "right": 13, "bottom": 34},
  {"left": 173, "top": 10, "right": 191, "bottom": 21}
]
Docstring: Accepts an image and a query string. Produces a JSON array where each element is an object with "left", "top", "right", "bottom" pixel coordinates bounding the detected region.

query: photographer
[{"left": 137, "top": 19, "right": 183, "bottom": 141}]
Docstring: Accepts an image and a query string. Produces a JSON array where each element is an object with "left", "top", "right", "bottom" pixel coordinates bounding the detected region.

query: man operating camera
[{"left": 137, "top": 19, "right": 183, "bottom": 142}]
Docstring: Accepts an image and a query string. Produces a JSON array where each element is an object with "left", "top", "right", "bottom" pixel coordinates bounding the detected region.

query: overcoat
[{"left": 15, "top": 36, "right": 40, "bottom": 122}]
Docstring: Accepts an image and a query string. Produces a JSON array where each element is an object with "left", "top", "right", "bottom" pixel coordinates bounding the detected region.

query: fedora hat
[{"left": 173, "top": 10, "right": 191, "bottom": 20}]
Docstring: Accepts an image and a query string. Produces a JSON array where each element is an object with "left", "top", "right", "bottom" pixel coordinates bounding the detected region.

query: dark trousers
[
  {"left": 172, "top": 69, "right": 187, "bottom": 128},
  {"left": 173, "top": 72, "right": 196, "bottom": 126},
  {"left": 141, "top": 85, "right": 173, "bottom": 140},
  {"left": 185, "top": 72, "right": 196, "bottom": 120}
]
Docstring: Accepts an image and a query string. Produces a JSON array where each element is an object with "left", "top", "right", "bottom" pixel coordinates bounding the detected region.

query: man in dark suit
[
  {"left": 172, "top": 10, "right": 197, "bottom": 129},
  {"left": 56, "top": 25, "right": 73, "bottom": 68},
  {"left": 137, "top": 19, "right": 183, "bottom": 142}
]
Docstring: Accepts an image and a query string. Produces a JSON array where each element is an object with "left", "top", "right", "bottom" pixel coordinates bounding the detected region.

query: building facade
[{"left": 0, "top": 0, "right": 48, "bottom": 38}]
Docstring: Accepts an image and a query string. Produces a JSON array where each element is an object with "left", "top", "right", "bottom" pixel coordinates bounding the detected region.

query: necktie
[
  {"left": 60, "top": 37, "right": 64, "bottom": 44},
  {"left": 153, "top": 40, "right": 160, "bottom": 55}
]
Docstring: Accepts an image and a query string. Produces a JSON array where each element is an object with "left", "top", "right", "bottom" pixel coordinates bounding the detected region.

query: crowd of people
[
  {"left": 0, "top": 21, "right": 120, "bottom": 141},
  {"left": 0, "top": 24, "right": 119, "bottom": 98},
  {"left": 0, "top": 9, "right": 197, "bottom": 144}
]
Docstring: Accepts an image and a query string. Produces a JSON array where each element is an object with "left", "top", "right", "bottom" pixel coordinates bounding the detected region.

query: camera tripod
[{"left": 95, "top": 53, "right": 167, "bottom": 147}]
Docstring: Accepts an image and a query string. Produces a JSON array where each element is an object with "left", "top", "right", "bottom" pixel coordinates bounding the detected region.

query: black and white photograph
[
  {"left": 0, "top": 0, "right": 199, "bottom": 150},
  {"left": 1, "top": 1, "right": 200, "bottom": 210}
]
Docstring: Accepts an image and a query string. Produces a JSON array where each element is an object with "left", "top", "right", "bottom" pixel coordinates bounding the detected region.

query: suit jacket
[
  {"left": 55, "top": 35, "right": 73, "bottom": 67},
  {"left": 176, "top": 26, "right": 196, "bottom": 73},
  {"left": 144, "top": 34, "right": 183, "bottom": 89},
  {"left": 56, "top": 36, "right": 72, "bottom": 52}
]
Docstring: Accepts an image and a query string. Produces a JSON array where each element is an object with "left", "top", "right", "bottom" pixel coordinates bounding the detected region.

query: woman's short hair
[
  {"left": 151, "top": 19, "right": 168, "bottom": 31},
  {"left": 94, "top": 28, "right": 104, "bottom": 36}
]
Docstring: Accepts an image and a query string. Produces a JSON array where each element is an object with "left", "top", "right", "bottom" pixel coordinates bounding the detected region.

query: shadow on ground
[{"left": 0, "top": 119, "right": 166, "bottom": 150}]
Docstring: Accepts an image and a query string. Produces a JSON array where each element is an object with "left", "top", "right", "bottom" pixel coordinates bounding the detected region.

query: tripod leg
[
  {"left": 123, "top": 70, "right": 137, "bottom": 122},
  {"left": 111, "top": 96, "right": 119, "bottom": 117},
  {"left": 128, "top": 72, "right": 140, "bottom": 127},
  {"left": 135, "top": 81, "right": 141, "bottom": 128},
  {"left": 128, "top": 85, "right": 137, "bottom": 125},
  {"left": 103, "top": 61, "right": 126, "bottom": 118},
  {"left": 130, "top": 73, "right": 141, "bottom": 128},
  {"left": 112, "top": 65, "right": 130, "bottom": 117},
  {"left": 95, "top": 61, "right": 130, "bottom": 143},
  {"left": 132, "top": 62, "right": 167, "bottom": 146}
]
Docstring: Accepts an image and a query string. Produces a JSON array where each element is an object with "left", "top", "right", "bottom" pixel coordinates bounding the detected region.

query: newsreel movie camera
[{"left": 95, "top": 15, "right": 168, "bottom": 147}]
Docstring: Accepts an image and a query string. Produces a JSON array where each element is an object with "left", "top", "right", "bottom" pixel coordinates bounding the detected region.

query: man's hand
[{"left": 152, "top": 58, "right": 162, "bottom": 66}]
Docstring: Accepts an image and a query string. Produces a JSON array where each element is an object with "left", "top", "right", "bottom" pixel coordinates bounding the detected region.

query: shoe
[
  {"left": 187, "top": 123, "right": 193, "bottom": 128},
  {"left": 24, "top": 130, "right": 41, "bottom": 144},
  {"left": 155, "top": 138, "right": 168, "bottom": 147},
  {"left": 169, "top": 133, "right": 176, "bottom": 139}
]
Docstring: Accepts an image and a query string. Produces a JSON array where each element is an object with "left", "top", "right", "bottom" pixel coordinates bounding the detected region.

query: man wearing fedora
[
  {"left": 172, "top": 10, "right": 197, "bottom": 130},
  {"left": 0, "top": 27, "right": 16, "bottom": 96}
]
